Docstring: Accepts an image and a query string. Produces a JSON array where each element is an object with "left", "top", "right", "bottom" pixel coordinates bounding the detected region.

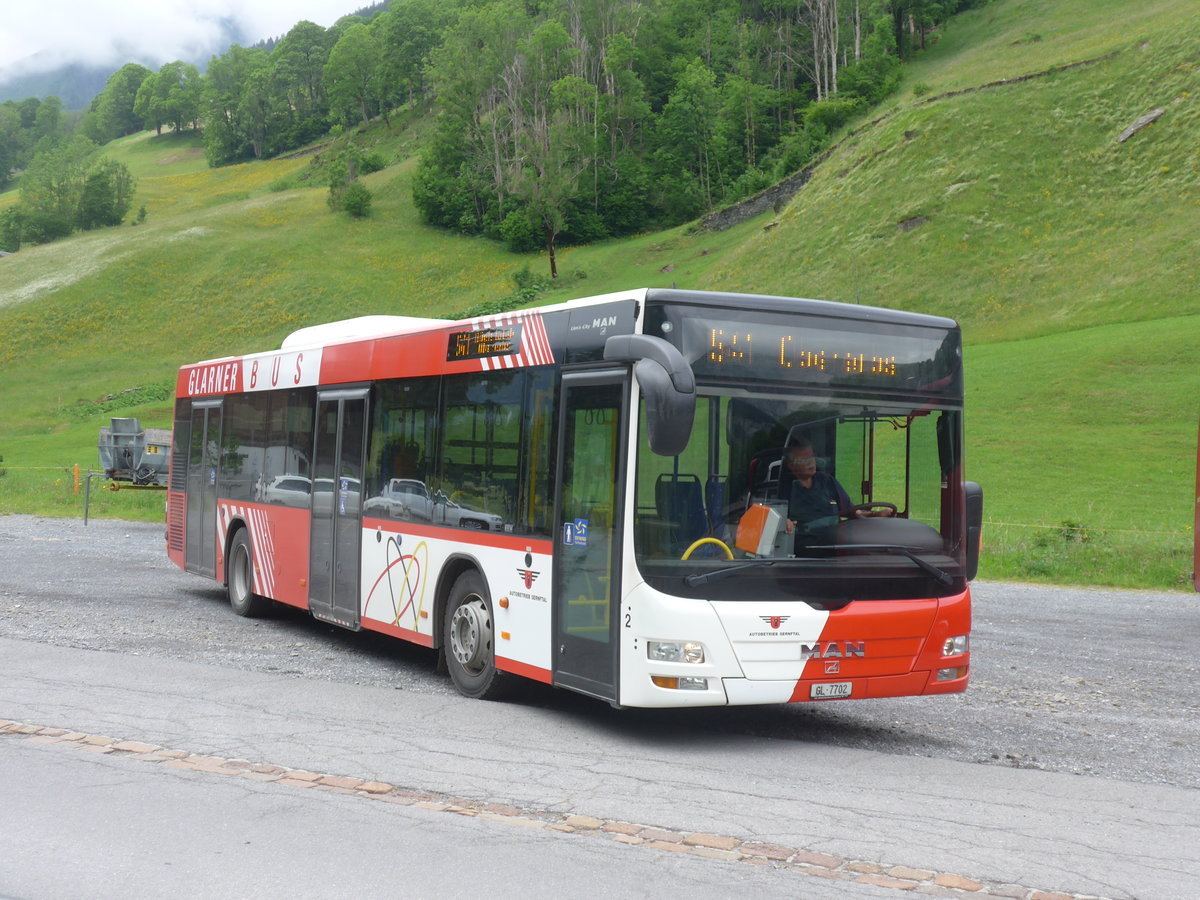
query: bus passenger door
[
  {"left": 309, "top": 389, "right": 368, "bottom": 629},
  {"left": 185, "top": 400, "right": 222, "bottom": 579},
  {"left": 553, "top": 371, "right": 628, "bottom": 703}
]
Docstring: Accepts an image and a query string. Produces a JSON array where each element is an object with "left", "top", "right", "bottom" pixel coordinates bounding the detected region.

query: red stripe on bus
[
  {"left": 362, "top": 617, "right": 436, "bottom": 648},
  {"left": 496, "top": 655, "right": 553, "bottom": 684},
  {"left": 363, "top": 517, "right": 555, "bottom": 555}
]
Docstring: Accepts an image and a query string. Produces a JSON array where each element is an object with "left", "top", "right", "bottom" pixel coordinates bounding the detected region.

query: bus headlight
[
  {"left": 942, "top": 635, "right": 969, "bottom": 657},
  {"left": 648, "top": 640, "right": 706, "bottom": 664}
]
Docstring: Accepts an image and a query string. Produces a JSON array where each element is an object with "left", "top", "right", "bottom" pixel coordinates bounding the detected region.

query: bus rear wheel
[
  {"left": 443, "top": 570, "right": 506, "bottom": 700},
  {"left": 228, "top": 529, "right": 270, "bottom": 618}
]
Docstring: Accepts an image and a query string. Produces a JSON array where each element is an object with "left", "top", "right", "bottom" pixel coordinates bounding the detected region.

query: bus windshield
[
  {"left": 635, "top": 302, "right": 966, "bottom": 607},
  {"left": 634, "top": 392, "right": 967, "bottom": 605}
]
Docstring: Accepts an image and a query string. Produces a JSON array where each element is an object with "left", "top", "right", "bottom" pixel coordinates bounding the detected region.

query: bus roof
[
  {"left": 281, "top": 315, "right": 446, "bottom": 350},
  {"left": 273, "top": 293, "right": 652, "bottom": 353},
  {"left": 182, "top": 288, "right": 958, "bottom": 372},
  {"left": 643, "top": 288, "right": 960, "bottom": 332}
]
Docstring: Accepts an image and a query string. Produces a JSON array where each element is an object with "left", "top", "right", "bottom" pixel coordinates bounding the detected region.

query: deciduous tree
[
  {"left": 16, "top": 137, "right": 135, "bottom": 242},
  {"left": 325, "top": 23, "right": 386, "bottom": 128},
  {"left": 203, "top": 46, "right": 269, "bottom": 166},
  {"left": 76, "top": 158, "right": 137, "bottom": 229},
  {"left": 86, "top": 64, "right": 151, "bottom": 143},
  {"left": 135, "top": 62, "right": 202, "bottom": 136}
]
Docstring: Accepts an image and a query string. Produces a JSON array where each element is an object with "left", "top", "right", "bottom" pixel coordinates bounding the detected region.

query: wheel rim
[
  {"left": 449, "top": 596, "right": 491, "bottom": 675},
  {"left": 231, "top": 544, "right": 250, "bottom": 603}
]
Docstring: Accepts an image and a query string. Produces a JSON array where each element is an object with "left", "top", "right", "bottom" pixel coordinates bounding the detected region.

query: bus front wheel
[
  {"left": 228, "top": 529, "right": 271, "bottom": 618},
  {"left": 444, "top": 570, "right": 507, "bottom": 700}
]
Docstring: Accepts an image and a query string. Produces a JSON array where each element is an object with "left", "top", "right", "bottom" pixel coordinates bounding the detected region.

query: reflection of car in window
[
  {"left": 364, "top": 478, "right": 504, "bottom": 530},
  {"left": 437, "top": 494, "right": 504, "bottom": 530},
  {"left": 261, "top": 475, "right": 312, "bottom": 507},
  {"left": 312, "top": 477, "right": 360, "bottom": 515}
]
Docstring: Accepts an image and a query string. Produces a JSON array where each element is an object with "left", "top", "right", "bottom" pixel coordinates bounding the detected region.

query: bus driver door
[
  {"left": 553, "top": 370, "right": 628, "bottom": 703},
  {"left": 309, "top": 388, "right": 368, "bottom": 629}
]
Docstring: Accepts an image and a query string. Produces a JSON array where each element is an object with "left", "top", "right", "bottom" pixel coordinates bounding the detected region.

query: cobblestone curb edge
[{"left": 2, "top": 719, "right": 1108, "bottom": 900}]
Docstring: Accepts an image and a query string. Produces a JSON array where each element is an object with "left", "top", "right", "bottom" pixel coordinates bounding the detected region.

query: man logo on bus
[
  {"left": 761, "top": 615, "right": 790, "bottom": 629},
  {"left": 517, "top": 551, "right": 540, "bottom": 589},
  {"left": 800, "top": 641, "right": 867, "bottom": 659}
]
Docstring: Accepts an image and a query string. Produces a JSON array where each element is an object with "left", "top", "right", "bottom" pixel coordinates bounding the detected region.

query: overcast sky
[{"left": 0, "top": 1, "right": 358, "bottom": 74}]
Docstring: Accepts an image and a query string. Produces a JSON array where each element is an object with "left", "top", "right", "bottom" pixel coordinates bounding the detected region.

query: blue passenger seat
[{"left": 655, "top": 473, "right": 707, "bottom": 553}]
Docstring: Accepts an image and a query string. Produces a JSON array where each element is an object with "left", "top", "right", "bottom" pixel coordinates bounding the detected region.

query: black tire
[
  {"left": 443, "top": 570, "right": 507, "bottom": 700},
  {"left": 227, "top": 529, "right": 270, "bottom": 617}
]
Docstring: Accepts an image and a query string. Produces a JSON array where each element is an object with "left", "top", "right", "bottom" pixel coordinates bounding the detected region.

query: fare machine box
[{"left": 736, "top": 503, "right": 790, "bottom": 557}]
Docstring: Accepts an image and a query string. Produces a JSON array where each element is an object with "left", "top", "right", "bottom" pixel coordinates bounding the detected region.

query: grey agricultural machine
[{"left": 98, "top": 417, "right": 171, "bottom": 485}]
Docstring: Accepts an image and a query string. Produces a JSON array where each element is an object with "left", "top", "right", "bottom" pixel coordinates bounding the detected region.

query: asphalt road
[{"left": 1, "top": 515, "right": 1198, "bottom": 898}]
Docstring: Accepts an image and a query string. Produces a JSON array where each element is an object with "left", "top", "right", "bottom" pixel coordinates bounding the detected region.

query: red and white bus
[{"left": 168, "top": 288, "right": 982, "bottom": 707}]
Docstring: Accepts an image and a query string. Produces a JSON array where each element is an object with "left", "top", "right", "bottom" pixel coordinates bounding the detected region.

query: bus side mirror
[
  {"left": 604, "top": 334, "right": 696, "bottom": 457},
  {"left": 964, "top": 481, "right": 983, "bottom": 581}
]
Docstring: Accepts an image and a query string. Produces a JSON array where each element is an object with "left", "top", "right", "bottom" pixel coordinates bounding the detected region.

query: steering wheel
[
  {"left": 681, "top": 537, "right": 734, "bottom": 560},
  {"left": 853, "top": 502, "right": 898, "bottom": 516}
]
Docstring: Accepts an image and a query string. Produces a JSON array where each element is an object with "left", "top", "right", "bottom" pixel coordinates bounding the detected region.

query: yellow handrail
[{"left": 681, "top": 537, "right": 734, "bottom": 560}]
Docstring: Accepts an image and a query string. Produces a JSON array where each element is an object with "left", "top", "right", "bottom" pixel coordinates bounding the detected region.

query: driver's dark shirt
[{"left": 788, "top": 472, "right": 854, "bottom": 546}]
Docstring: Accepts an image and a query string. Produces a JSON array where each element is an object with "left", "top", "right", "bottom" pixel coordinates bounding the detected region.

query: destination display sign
[
  {"left": 447, "top": 323, "right": 524, "bottom": 361},
  {"left": 697, "top": 319, "right": 900, "bottom": 379},
  {"left": 664, "top": 312, "right": 960, "bottom": 393}
]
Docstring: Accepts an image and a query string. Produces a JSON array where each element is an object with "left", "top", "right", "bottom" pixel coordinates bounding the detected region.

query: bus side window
[
  {"left": 523, "top": 368, "right": 556, "bottom": 536},
  {"left": 442, "top": 372, "right": 524, "bottom": 530},
  {"left": 223, "top": 393, "right": 267, "bottom": 502},
  {"left": 259, "top": 388, "right": 315, "bottom": 509},
  {"left": 366, "top": 378, "right": 438, "bottom": 521}
]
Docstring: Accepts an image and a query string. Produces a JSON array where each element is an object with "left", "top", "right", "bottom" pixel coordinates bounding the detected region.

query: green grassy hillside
[{"left": 1, "top": 0, "right": 1196, "bottom": 587}]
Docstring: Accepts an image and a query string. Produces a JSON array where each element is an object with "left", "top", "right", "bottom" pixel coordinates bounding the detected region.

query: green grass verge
[
  {"left": 967, "top": 316, "right": 1198, "bottom": 589},
  {"left": 0, "top": 466, "right": 168, "bottom": 522}
]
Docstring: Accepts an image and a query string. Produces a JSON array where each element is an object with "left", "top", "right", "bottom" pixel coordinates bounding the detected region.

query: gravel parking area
[{"left": 2, "top": 514, "right": 1196, "bottom": 789}]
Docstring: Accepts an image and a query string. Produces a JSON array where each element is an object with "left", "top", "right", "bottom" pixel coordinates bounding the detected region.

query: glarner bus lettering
[
  {"left": 167, "top": 291, "right": 982, "bottom": 709},
  {"left": 187, "top": 362, "right": 239, "bottom": 396},
  {"left": 242, "top": 350, "right": 320, "bottom": 393}
]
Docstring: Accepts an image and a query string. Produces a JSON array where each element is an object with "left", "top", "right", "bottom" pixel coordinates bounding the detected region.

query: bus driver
[{"left": 782, "top": 439, "right": 891, "bottom": 550}]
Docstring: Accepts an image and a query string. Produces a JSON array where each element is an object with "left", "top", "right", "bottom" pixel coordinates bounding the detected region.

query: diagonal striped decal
[
  {"left": 521, "top": 312, "right": 554, "bottom": 366},
  {"left": 471, "top": 312, "right": 554, "bottom": 371},
  {"left": 217, "top": 503, "right": 278, "bottom": 599},
  {"left": 216, "top": 504, "right": 232, "bottom": 552},
  {"left": 246, "top": 507, "right": 275, "bottom": 598},
  {"left": 253, "top": 507, "right": 277, "bottom": 598}
]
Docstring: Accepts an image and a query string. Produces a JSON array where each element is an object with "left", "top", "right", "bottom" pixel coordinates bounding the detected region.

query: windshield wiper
[
  {"left": 684, "top": 560, "right": 774, "bottom": 586},
  {"left": 808, "top": 544, "right": 955, "bottom": 586},
  {"left": 683, "top": 557, "right": 828, "bottom": 587},
  {"left": 682, "top": 546, "right": 956, "bottom": 588}
]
